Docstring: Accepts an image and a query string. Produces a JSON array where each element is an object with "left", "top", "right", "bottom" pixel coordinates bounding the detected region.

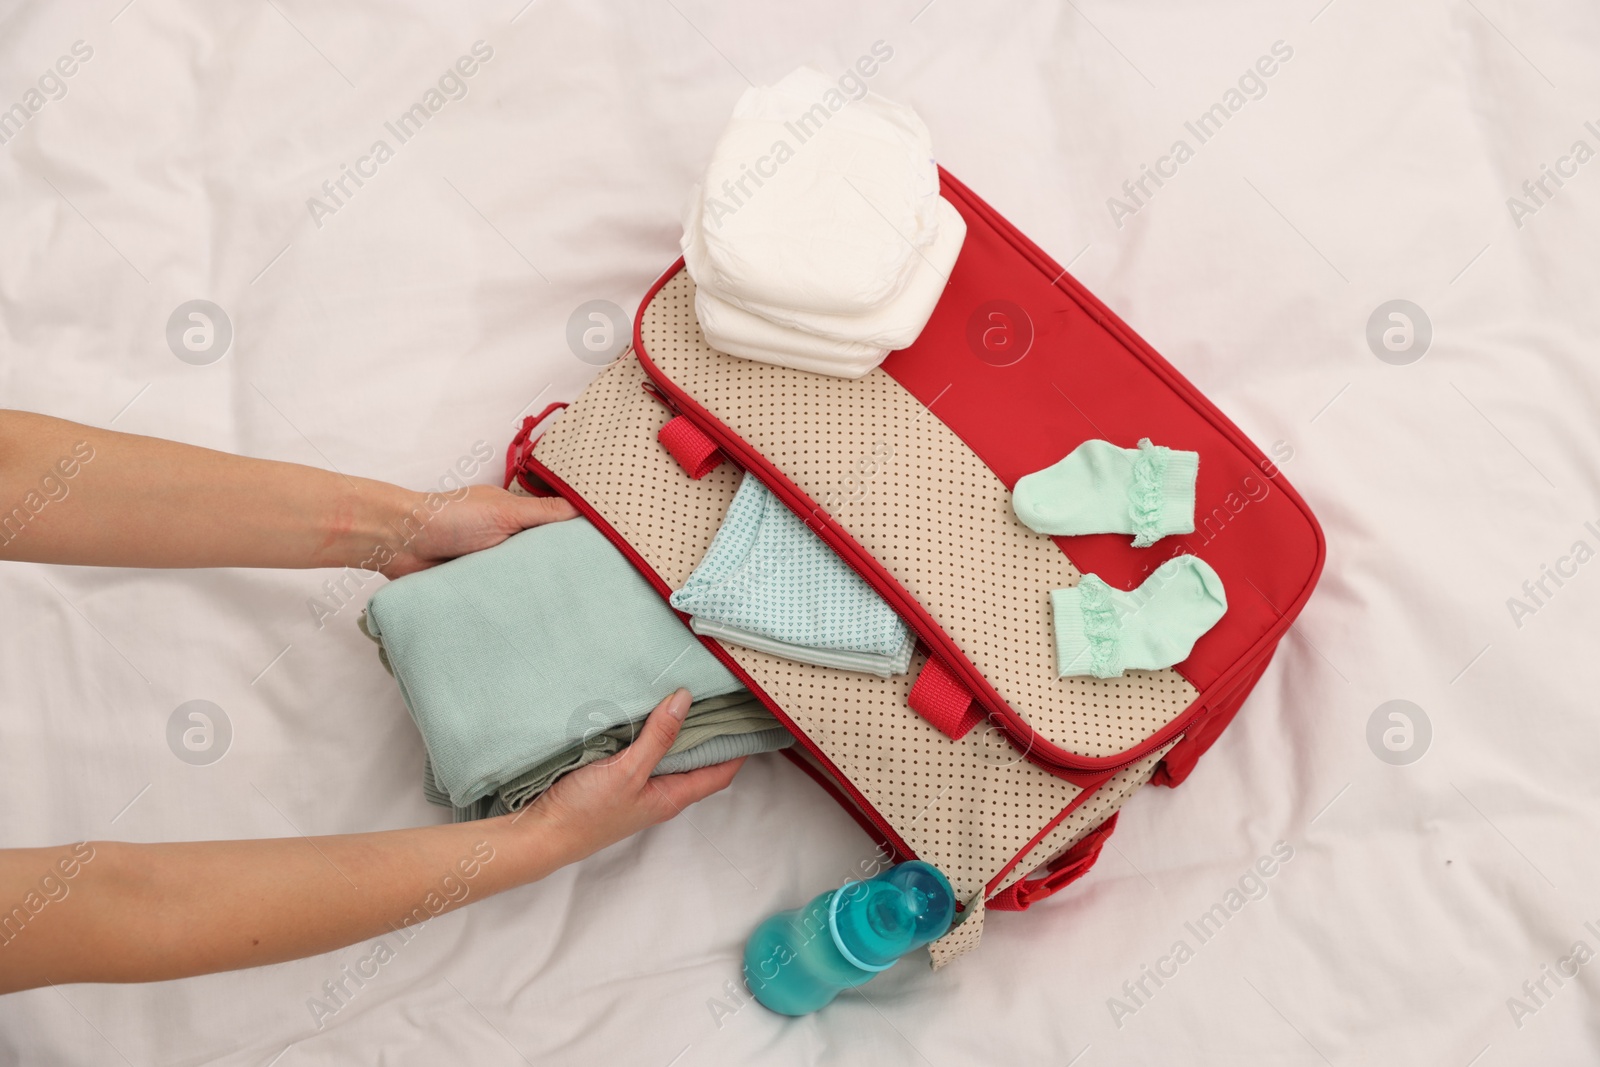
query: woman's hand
[
  {"left": 0, "top": 410, "right": 577, "bottom": 572},
  {"left": 0, "top": 689, "right": 748, "bottom": 993},
  {"left": 0, "top": 414, "right": 744, "bottom": 994},
  {"left": 522, "top": 689, "right": 748, "bottom": 865},
  {"left": 378, "top": 485, "right": 577, "bottom": 579}
]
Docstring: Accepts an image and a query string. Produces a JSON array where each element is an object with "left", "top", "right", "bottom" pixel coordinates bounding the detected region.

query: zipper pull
[{"left": 640, "top": 380, "right": 679, "bottom": 414}]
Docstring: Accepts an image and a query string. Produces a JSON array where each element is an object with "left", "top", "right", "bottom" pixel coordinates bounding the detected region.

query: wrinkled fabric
[{"left": 9, "top": 3, "right": 1597, "bottom": 1062}]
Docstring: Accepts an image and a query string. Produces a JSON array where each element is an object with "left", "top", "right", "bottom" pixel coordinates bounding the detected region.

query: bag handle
[
  {"left": 987, "top": 812, "right": 1120, "bottom": 912},
  {"left": 503, "top": 403, "right": 568, "bottom": 493},
  {"left": 907, "top": 654, "right": 984, "bottom": 739},
  {"left": 657, "top": 414, "right": 726, "bottom": 480}
]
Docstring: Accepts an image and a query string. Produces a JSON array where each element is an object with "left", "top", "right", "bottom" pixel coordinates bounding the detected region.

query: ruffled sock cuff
[
  {"left": 1129, "top": 439, "right": 1199, "bottom": 548},
  {"left": 1051, "top": 577, "right": 1124, "bottom": 679}
]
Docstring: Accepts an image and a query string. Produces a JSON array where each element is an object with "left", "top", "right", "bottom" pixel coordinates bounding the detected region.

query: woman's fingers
[
  {"left": 648, "top": 756, "right": 747, "bottom": 813},
  {"left": 618, "top": 688, "right": 692, "bottom": 776},
  {"left": 508, "top": 493, "right": 578, "bottom": 529},
  {"left": 562, "top": 688, "right": 747, "bottom": 830}
]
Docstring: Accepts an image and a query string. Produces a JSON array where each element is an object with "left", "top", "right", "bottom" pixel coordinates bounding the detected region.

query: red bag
[{"left": 509, "top": 170, "right": 1323, "bottom": 962}]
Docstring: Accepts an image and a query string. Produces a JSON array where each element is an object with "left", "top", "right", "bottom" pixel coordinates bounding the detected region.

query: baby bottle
[{"left": 743, "top": 860, "right": 956, "bottom": 1015}]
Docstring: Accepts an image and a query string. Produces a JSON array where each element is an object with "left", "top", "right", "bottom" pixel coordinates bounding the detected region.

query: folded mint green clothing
[
  {"left": 669, "top": 473, "right": 913, "bottom": 672},
  {"left": 498, "top": 690, "right": 782, "bottom": 810},
  {"left": 655, "top": 727, "right": 790, "bottom": 774},
  {"left": 431, "top": 730, "right": 794, "bottom": 822},
  {"left": 690, "top": 617, "right": 915, "bottom": 678},
  {"left": 364, "top": 517, "right": 743, "bottom": 808},
  {"left": 421, "top": 692, "right": 792, "bottom": 821},
  {"left": 1051, "top": 555, "right": 1227, "bottom": 678},
  {"left": 1013, "top": 438, "right": 1198, "bottom": 548}
]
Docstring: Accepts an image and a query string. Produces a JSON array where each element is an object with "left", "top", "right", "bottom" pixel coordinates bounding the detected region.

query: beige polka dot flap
[
  {"left": 524, "top": 354, "right": 1169, "bottom": 964},
  {"left": 633, "top": 269, "right": 1198, "bottom": 769}
]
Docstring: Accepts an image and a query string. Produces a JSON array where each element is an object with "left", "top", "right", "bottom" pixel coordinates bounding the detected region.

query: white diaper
[
  {"left": 679, "top": 65, "right": 966, "bottom": 378},
  {"left": 705, "top": 196, "right": 966, "bottom": 348},
  {"left": 692, "top": 196, "right": 965, "bottom": 371},
  {"left": 693, "top": 288, "right": 888, "bottom": 378},
  {"left": 684, "top": 67, "right": 941, "bottom": 315}
]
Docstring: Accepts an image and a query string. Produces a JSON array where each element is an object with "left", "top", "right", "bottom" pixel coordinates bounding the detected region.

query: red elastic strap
[
  {"left": 503, "top": 403, "right": 568, "bottom": 494},
  {"left": 987, "top": 813, "right": 1120, "bottom": 912},
  {"left": 657, "top": 415, "right": 725, "bottom": 479},
  {"left": 907, "top": 655, "right": 984, "bottom": 740}
]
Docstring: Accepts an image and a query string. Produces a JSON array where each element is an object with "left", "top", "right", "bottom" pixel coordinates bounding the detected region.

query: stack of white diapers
[{"left": 681, "top": 67, "right": 967, "bottom": 378}]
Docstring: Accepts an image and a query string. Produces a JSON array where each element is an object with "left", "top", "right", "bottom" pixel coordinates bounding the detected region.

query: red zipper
[
  {"left": 516, "top": 449, "right": 921, "bottom": 863},
  {"left": 634, "top": 360, "right": 1189, "bottom": 782}
]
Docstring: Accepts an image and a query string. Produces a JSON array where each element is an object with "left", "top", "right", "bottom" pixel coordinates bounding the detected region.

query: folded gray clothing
[{"left": 419, "top": 691, "right": 792, "bottom": 822}]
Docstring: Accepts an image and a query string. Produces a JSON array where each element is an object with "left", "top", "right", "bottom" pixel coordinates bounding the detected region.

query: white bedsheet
[{"left": 4, "top": 0, "right": 1599, "bottom": 1063}]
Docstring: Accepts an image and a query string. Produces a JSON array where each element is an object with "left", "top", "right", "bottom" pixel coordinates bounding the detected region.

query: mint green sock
[
  {"left": 1013, "top": 438, "right": 1198, "bottom": 547},
  {"left": 1051, "top": 556, "right": 1226, "bottom": 678}
]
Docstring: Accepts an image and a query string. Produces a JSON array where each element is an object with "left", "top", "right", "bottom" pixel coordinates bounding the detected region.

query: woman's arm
[
  {"left": 0, "top": 410, "right": 575, "bottom": 576},
  {"left": 0, "top": 690, "right": 739, "bottom": 993},
  {"left": 0, "top": 413, "right": 747, "bottom": 993}
]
